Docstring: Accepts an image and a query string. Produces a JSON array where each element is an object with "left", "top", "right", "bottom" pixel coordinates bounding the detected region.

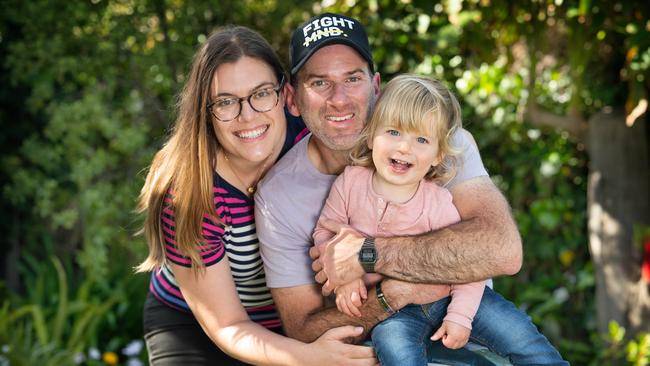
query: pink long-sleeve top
[{"left": 313, "top": 166, "right": 485, "bottom": 329}]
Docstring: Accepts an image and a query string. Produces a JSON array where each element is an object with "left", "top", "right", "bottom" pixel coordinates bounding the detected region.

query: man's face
[{"left": 289, "top": 44, "right": 380, "bottom": 151}]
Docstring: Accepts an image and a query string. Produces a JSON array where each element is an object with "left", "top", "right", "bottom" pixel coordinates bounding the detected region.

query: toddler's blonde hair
[{"left": 350, "top": 74, "right": 463, "bottom": 183}]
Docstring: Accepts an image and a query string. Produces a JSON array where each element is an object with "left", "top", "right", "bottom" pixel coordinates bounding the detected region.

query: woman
[{"left": 136, "top": 26, "right": 376, "bottom": 365}]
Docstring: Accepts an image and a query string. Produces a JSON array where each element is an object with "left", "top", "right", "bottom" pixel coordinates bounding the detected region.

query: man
[{"left": 255, "top": 12, "right": 521, "bottom": 356}]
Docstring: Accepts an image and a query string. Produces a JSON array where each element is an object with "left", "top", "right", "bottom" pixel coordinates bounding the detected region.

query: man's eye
[
  {"left": 347, "top": 76, "right": 361, "bottom": 83},
  {"left": 216, "top": 98, "right": 237, "bottom": 107},
  {"left": 311, "top": 80, "right": 329, "bottom": 88},
  {"left": 416, "top": 137, "right": 429, "bottom": 144}
]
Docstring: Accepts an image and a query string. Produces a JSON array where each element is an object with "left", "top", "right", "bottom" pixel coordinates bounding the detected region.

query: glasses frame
[{"left": 207, "top": 75, "right": 285, "bottom": 122}]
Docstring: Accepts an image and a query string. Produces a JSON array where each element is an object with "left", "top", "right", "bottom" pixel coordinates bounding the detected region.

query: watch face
[{"left": 360, "top": 248, "right": 376, "bottom": 263}]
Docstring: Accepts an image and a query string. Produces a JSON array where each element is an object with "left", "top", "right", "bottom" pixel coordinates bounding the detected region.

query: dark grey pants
[{"left": 143, "top": 292, "right": 263, "bottom": 365}]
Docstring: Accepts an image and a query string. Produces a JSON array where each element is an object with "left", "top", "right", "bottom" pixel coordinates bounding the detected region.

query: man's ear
[
  {"left": 284, "top": 83, "right": 301, "bottom": 117},
  {"left": 371, "top": 72, "right": 381, "bottom": 99}
]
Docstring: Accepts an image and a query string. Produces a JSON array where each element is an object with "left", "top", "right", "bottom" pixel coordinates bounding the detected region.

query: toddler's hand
[
  {"left": 431, "top": 320, "right": 471, "bottom": 349},
  {"left": 334, "top": 278, "right": 367, "bottom": 317}
]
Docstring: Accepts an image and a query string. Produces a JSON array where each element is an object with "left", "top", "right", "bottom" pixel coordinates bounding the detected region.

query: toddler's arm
[
  {"left": 445, "top": 280, "right": 485, "bottom": 329},
  {"left": 363, "top": 273, "right": 383, "bottom": 287},
  {"left": 432, "top": 280, "right": 485, "bottom": 349}
]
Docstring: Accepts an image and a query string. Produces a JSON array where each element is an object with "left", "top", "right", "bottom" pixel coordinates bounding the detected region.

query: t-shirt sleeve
[
  {"left": 445, "top": 128, "right": 488, "bottom": 189},
  {"left": 255, "top": 186, "right": 316, "bottom": 288},
  {"left": 160, "top": 193, "right": 225, "bottom": 267}
]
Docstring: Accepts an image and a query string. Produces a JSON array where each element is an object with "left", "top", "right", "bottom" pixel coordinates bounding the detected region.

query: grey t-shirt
[{"left": 254, "top": 129, "right": 488, "bottom": 289}]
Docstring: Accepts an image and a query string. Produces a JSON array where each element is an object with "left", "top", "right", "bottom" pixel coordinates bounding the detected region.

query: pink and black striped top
[{"left": 149, "top": 114, "right": 307, "bottom": 330}]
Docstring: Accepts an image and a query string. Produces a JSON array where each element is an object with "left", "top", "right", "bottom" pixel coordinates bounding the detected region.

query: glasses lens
[
  {"left": 250, "top": 88, "right": 279, "bottom": 113},
  {"left": 213, "top": 98, "right": 240, "bottom": 121}
]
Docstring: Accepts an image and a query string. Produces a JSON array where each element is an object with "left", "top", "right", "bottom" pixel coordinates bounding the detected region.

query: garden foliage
[{"left": 0, "top": 0, "right": 648, "bottom": 365}]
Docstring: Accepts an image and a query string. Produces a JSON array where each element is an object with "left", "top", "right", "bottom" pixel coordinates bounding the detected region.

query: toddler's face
[{"left": 369, "top": 123, "right": 441, "bottom": 195}]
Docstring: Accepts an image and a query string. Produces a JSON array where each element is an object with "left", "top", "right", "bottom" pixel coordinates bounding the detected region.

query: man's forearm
[
  {"left": 289, "top": 287, "right": 388, "bottom": 343},
  {"left": 376, "top": 198, "right": 522, "bottom": 283},
  {"left": 316, "top": 177, "right": 523, "bottom": 291}
]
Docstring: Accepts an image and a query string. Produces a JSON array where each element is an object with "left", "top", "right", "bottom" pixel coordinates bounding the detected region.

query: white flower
[
  {"left": 553, "top": 287, "right": 570, "bottom": 304},
  {"left": 89, "top": 347, "right": 101, "bottom": 360},
  {"left": 73, "top": 352, "right": 86, "bottom": 364},
  {"left": 121, "top": 340, "right": 144, "bottom": 356},
  {"left": 0, "top": 345, "right": 9, "bottom": 353},
  {"left": 0, "top": 355, "right": 9, "bottom": 366},
  {"left": 126, "top": 358, "right": 144, "bottom": 366}
]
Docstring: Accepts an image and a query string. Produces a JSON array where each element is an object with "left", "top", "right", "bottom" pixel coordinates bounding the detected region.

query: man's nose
[{"left": 328, "top": 82, "right": 351, "bottom": 106}]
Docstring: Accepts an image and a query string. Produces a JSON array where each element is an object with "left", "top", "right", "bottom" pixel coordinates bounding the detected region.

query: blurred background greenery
[{"left": 1, "top": 0, "right": 648, "bottom": 365}]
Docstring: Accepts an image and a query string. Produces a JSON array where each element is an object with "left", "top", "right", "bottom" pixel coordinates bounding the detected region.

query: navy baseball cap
[{"left": 290, "top": 13, "right": 374, "bottom": 77}]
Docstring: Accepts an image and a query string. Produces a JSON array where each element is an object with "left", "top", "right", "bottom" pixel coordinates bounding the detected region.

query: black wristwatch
[{"left": 358, "top": 237, "right": 377, "bottom": 273}]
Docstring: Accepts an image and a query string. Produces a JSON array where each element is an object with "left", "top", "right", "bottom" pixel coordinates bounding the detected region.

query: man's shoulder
[
  {"left": 258, "top": 136, "right": 310, "bottom": 197},
  {"left": 451, "top": 128, "right": 474, "bottom": 150}
]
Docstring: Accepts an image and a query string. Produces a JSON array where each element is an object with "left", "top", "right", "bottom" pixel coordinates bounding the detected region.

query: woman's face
[{"left": 210, "top": 56, "right": 287, "bottom": 165}]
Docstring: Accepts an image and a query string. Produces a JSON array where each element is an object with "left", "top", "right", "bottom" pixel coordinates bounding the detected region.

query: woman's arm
[{"left": 172, "top": 260, "right": 377, "bottom": 366}]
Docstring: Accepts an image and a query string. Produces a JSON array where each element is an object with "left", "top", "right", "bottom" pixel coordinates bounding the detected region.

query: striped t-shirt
[{"left": 149, "top": 113, "right": 307, "bottom": 330}]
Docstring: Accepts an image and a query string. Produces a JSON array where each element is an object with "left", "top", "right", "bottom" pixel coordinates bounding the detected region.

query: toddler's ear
[{"left": 367, "top": 137, "right": 373, "bottom": 150}]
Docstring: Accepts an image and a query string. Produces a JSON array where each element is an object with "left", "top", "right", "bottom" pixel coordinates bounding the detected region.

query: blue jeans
[{"left": 371, "top": 287, "right": 568, "bottom": 366}]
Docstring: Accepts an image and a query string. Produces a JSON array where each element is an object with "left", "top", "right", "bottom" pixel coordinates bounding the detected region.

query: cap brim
[{"left": 290, "top": 37, "right": 373, "bottom": 76}]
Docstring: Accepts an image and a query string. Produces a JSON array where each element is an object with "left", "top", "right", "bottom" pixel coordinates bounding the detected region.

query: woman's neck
[{"left": 217, "top": 149, "right": 277, "bottom": 195}]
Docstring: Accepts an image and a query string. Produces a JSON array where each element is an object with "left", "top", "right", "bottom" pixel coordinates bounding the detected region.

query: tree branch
[{"left": 525, "top": 103, "right": 588, "bottom": 143}]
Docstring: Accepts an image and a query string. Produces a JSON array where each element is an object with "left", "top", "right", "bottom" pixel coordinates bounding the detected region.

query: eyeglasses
[{"left": 207, "top": 76, "right": 285, "bottom": 122}]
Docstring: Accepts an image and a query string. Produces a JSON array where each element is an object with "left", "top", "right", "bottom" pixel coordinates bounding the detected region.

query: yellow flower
[
  {"left": 102, "top": 351, "right": 119, "bottom": 365},
  {"left": 559, "top": 249, "right": 575, "bottom": 267}
]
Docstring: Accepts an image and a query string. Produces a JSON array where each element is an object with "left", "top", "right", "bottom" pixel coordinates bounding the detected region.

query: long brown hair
[
  {"left": 136, "top": 26, "right": 286, "bottom": 273},
  {"left": 350, "top": 74, "right": 463, "bottom": 183}
]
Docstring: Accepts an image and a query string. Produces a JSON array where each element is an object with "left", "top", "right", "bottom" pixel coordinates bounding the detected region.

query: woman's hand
[{"left": 304, "top": 326, "right": 379, "bottom": 366}]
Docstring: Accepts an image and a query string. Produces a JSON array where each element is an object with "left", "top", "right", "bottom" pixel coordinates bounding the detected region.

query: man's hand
[
  {"left": 381, "top": 279, "right": 451, "bottom": 310},
  {"left": 311, "top": 219, "right": 366, "bottom": 295}
]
